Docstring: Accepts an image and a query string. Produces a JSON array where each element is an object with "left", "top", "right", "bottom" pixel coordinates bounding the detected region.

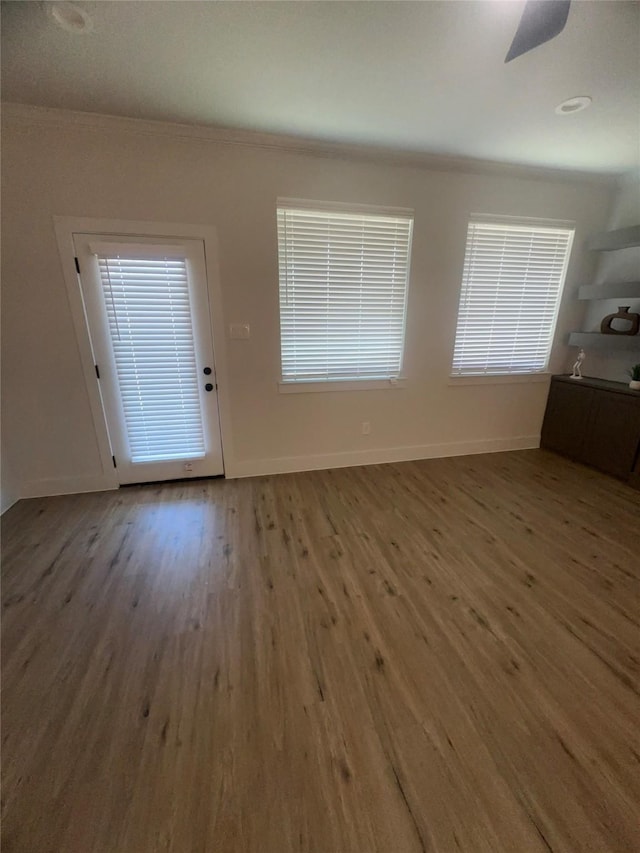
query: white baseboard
[
  {"left": 227, "top": 435, "right": 540, "bottom": 479},
  {"left": 20, "top": 474, "right": 117, "bottom": 500},
  {"left": 13, "top": 436, "right": 541, "bottom": 496}
]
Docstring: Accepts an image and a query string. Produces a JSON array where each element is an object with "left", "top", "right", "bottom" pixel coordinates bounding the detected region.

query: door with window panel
[{"left": 73, "top": 234, "right": 224, "bottom": 484}]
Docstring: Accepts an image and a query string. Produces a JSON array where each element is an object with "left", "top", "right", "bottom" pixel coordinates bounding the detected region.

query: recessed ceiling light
[
  {"left": 555, "top": 96, "right": 592, "bottom": 116},
  {"left": 46, "top": 2, "right": 93, "bottom": 34}
]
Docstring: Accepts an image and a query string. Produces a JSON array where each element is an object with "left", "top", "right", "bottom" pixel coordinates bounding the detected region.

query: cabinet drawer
[{"left": 541, "top": 382, "right": 595, "bottom": 461}]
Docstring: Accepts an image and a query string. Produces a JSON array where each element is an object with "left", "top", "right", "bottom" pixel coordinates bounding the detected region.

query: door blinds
[{"left": 96, "top": 251, "right": 206, "bottom": 462}]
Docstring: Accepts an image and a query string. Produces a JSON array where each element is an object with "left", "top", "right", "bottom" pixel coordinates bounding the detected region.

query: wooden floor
[{"left": 2, "top": 449, "right": 639, "bottom": 853}]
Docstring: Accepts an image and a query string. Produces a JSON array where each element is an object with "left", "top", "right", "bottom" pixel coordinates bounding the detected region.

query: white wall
[
  {"left": 1, "top": 245, "right": 19, "bottom": 513},
  {"left": 1, "top": 422, "right": 19, "bottom": 514},
  {"left": 582, "top": 168, "right": 640, "bottom": 382},
  {"left": 1, "top": 106, "right": 615, "bottom": 499}
]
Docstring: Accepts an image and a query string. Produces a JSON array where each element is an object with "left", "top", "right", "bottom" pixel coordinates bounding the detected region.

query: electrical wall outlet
[
  {"left": 184, "top": 462, "right": 194, "bottom": 472},
  {"left": 229, "top": 323, "right": 251, "bottom": 339},
  {"left": 361, "top": 421, "right": 371, "bottom": 435}
]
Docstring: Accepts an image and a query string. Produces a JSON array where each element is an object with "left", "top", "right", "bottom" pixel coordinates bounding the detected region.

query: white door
[{"left": 73, "top": 234, "right": 224, "bottom": 484}]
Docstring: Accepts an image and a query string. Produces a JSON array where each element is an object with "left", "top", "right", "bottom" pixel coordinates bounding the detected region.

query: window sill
[
  {"left": 448, "top": 373, "right": 552, "bottom": 386},
  {"left": 279, "top": 378, "right": 407, "bottom": 394}
]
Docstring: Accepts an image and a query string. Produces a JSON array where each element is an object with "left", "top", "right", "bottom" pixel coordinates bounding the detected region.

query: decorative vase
[
  {"left": 600, "top": 306, "right": 640, "bottom": 336},
  {"left": 630, "top": 380, "right": 640, "bottom": 391}
]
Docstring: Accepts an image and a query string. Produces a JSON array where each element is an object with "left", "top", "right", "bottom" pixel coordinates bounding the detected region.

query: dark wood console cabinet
[{"left": 541, "top": 375, "right": 640, "bottom": 488}]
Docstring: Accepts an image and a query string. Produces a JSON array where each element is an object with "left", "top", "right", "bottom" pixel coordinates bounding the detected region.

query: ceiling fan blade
[{"left": 505, "top": 0, "right": 571, "bottom": 63}]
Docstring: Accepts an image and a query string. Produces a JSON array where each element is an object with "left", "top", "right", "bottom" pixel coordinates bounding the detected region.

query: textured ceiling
[{"left": 2, "top": 0, "right": 639, "bottom": 173}]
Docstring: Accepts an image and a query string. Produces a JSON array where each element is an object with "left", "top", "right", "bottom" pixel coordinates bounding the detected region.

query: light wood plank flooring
[{"left": 2, "top": 449, "right": 639, "bottom": 853}]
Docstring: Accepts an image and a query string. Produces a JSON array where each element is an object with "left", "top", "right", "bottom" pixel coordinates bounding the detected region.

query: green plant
[{"left": 628, "top": 363, "right": 640, "bottom": 381}]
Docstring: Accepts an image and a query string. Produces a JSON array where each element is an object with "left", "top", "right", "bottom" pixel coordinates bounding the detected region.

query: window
[
  {"left": 451, "top": 218, "right": 574, "bottom": 376},
  {"left": 277, "top": 202, "right": 413, "bottom": 385}
]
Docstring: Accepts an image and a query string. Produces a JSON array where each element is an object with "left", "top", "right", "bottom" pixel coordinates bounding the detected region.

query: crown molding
[{"left": 1, "top": 101, "right": 620, "bottom": 186}]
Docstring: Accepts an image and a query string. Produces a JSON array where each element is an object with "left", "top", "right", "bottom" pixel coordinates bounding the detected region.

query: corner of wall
[
  {"left": 584, "top": 167, "right": 640, "bottom": 382},
  {"left": 1, "top": 439, "right": 20, "bottom": 514}
]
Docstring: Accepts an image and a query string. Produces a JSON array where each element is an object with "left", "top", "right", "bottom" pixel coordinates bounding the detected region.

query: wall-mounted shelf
[
  {"left": 578, "top": 281, "right": 640, "bottom": 300},
  {"left": 568, "top": 332, "right": 640, "bottom": 351},
  {"left": 570, "top": 225, "right": 640, "bottom": 349},
  {"left": 587, "top": 225, "right": 640, "bottom": 252}
]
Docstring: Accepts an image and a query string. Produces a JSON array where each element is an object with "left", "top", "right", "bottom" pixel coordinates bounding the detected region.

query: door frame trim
[{"left": 54, "top": 217, "right": 233, "bottom": 488}]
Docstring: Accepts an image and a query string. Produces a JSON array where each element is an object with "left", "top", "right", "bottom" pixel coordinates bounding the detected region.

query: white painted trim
[
  {"left": 226, "top": 435, "right": 540, "bottom": 479},
  {"left": 279, "top": 378, "right": 407, "bottom": 394},
  {"left": 21, "top": 474, "right": 117, "bottom": 500},
  {"left": 2, "top": 103, "right": 620, "bottom": 184},
  {"left": 448, "top": 373, "right": 552, "bottom": 386},
  {"left": 15, "top": 438, "right": 541, "bottom": 492},
  {"left": 53, "top": 216, "right": 236, "bottom": 480},
  {"left": 277, "top": 198, "right": 414, "bottom": 218},
  {"left": 469, "top": 213, "right": 576, "bottom": 230},
  {"left": 54, "top": 221, "right": 120, "bottom": 490}
]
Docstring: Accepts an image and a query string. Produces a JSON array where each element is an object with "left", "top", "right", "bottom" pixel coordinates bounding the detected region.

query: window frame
[
  {"left": 276, "top": 198, "right": 414, "bottom": 392},
  {"left": 449, "top": 214, "right": 575, "bottom": 381}
]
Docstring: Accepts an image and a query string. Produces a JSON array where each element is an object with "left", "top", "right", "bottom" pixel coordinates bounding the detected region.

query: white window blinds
[
  {"left": 451, "top": 219, "right": 574, "bottom": 376},
  {"left": 277, "top": 204, "right": 413, "bottom": 383},
  {"left": 96, "top": 251, "right": 206, "bottom": 463}
]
